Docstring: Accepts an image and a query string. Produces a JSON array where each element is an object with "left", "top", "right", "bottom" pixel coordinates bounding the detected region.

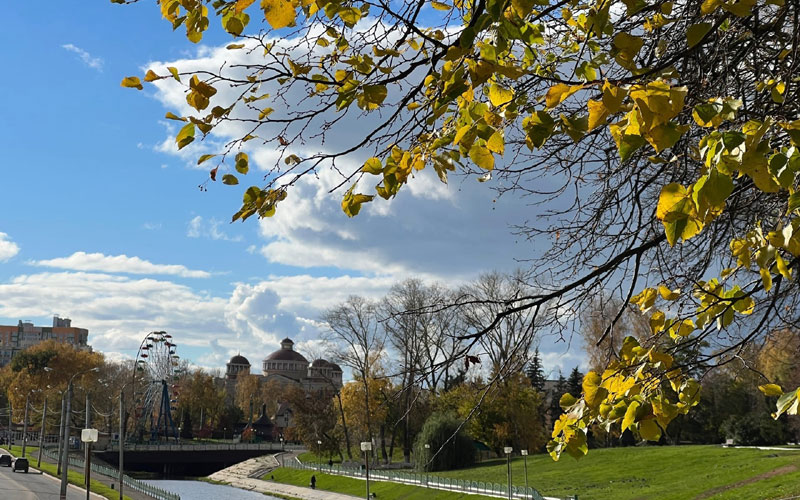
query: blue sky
[{"left": 0, "top": 2, "right": 586, "bottom": 376}]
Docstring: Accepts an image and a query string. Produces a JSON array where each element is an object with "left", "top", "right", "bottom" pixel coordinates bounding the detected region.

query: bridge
[{"left": 95, "top": 443, "right": 300, "bottom": 476}]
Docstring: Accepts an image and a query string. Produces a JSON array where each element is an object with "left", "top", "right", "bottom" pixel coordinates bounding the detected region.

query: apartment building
[{"left": 0, "top": 316, "right": 90, "bottom": 367}]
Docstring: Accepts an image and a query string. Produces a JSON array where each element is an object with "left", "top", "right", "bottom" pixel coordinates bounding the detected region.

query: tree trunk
[
  {"left": 336, "top": 392, "right": 352, "bottom": 460},
  {"left": 380, "top": 423, "right": 388, "bottom": 464}
]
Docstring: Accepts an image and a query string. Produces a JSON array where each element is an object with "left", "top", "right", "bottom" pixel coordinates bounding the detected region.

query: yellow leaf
[
  {"left": 612, "top": 33, "right": 643, "bottom": 68},
  {"left": 431, "top": 1, "right": 451, "bottom": 10},
  {"left": 701, "top": 0, "right": 723, "bottom": 14},
  {"left": 488, "top": 83, "right": 514, "bottom": 107},
  {"left": 602, "top": 81, "right": 628, "bottom": 113},
  {"left": 658, "top": 285, "right": 680, "bottom": 300},
  {"left": 760, "top": 268, "right": 773, "bottom": 291},
  {"left": 587, "top": 99, "right": 609, "bottom": 130},
  {"left": 167, "top": 67, "right": 181, "bottom": 82},
  {"left": 144, "top": 70, "right": 162, "bottom": 82},
  {"left": 469, "top": 144, "right": 494, "bottom": 170},
  {"left": 639, "top": 419, "right": 662, "bottom": 441},
  {"left": 545, "top": 83, "right": 582, "bottom": 109},
  {"left": 175, "top": 123, "right": 195, "bottom": 150},
  {"left": 622, "top": 401, "right": 639, "bottom": 431},
  {"left": 121, "top": 76, "right": 143, "bottom": 90},
  {"left": 236, "top": 0, "right": 257, "bottom": 12},
  {"left": 261, "top": 0, "right": 295, "bottom": 29},
  {"left": 487, "top": 130, "right": 505, "bottom": 154},
  {"left": 759, "top": 384, "right": 784, "bottom": 397}
]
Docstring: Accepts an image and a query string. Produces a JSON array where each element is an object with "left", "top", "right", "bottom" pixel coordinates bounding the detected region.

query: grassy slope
[
  {"left": 268, "top": 467, "right": 501, "bottom": 500},
  {"left": 9, "top": 446, "right": 134, "bottom": 500},
  {"left": 433, "top": 445, "right": 800, "bottom": 500}
]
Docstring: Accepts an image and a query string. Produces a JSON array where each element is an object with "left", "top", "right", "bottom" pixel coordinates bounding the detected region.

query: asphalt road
[{"left": 0, "top": 449, "right": 99, "bottom": 500}]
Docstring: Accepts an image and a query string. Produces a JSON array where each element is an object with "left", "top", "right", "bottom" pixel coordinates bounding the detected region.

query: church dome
[
  {"left": 229, "top": 354, "right": 250, "bottom": 365},
  {"left": 265, "top": 337, "right": 308, "bottom": 362}
]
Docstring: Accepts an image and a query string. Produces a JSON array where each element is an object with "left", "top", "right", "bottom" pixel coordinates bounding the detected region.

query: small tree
[
  {"left": 525, "top": 349, "right": 546, "bottom": 393},
  {"left": 566, "top": 367, "right": 584, "bottom": 400},
  {"left": 414, "top": 412, "right": 475, "bottom": 472},
  {"left": 180, "top": 410, "right": 193, "bottom": 439}
]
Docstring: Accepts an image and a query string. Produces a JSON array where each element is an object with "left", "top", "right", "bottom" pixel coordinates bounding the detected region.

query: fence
[
  {"left": 41, "top": 447, "right": 180, "bottom": 500},
  {"left": 285, "top": 457, "right": 572, "bottom": 500}
]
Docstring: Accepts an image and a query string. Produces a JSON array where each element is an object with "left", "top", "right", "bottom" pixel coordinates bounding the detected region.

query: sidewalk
[
  {"left": 4, "top": 446, "right": 155, "bottom": 500},
  {"left": 210, "top": 453, "right": 362, "bottom": 500}
]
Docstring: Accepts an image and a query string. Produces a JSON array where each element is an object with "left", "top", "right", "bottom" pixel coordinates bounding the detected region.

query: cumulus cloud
[
  {"left": 145, "top": 36, "right": 536, "bottom": 282},
  {"left": 62, "top": 44, "right": 103, "bottom": 71},
  {"left": 187, "top": 215, "right": 243, "bottom": 242},
  {"left": 0, "top": 233, "right": 20, "bottom": 262},
  {"left": 29, "top": 252, "right": 211, "bottom": 278}
]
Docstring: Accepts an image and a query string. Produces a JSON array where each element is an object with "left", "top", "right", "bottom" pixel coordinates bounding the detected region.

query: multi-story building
[
  {"left": 220, "top": 337, "right": 343, "bottom": 438},
  {"left": 0, "top": 316, "right": 90, "bottom": 367}
]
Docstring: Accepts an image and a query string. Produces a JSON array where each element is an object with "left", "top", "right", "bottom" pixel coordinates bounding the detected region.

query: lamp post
[
  {"left": 37, "top": 397, "right": 48, "bottom": 468},
  {"left": 59, "top": 366, "right": 99, "bottom": 500},
  {"left": 7, "top": 402, "right": 12, "bottom": 446},
  {"left": 361, "top": 441, "right": 372, "bottom": 499},
  {"left": 520, "top": 450, "right": 528, "bottom": 500},
  {"left": 21, "top": 394, "right": 30, "bottom": 457},
  {"left": 81, "top": 429, "right": 99, "bottom": 500},
  {"left": 504, "top": 447, "right": 513, "bottom": 500},
  {"left": 317, "top": 439, "right": 322, "bottom": 471},
  {"left": 423, "top": 443, "right": 430, "bottom": 486}
]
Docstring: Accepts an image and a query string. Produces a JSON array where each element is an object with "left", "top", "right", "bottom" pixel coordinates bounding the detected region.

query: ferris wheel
[{"left": 131, "top": 331, "right": 182, "bottom": 442}]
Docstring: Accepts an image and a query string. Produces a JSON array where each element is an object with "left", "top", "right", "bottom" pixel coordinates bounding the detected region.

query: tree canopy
[{"left": 120, "top": 0, "right": 800, "bottom": 460}]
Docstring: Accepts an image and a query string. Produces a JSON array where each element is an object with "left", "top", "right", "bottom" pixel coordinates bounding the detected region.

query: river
[{"left": 145, "top": 479, "right": 283, "bottom": 500}]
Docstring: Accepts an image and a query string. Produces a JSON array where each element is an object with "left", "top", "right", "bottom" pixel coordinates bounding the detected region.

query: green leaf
[
  {"left": 121, "top": 76, "right": 143, "bottom": 90},
  {"left": 222, "top": 174, "right": 239, "bottom": 185},
  {"left": 175, "top": 123, "right": 195, "bottom": 150},
  {"left": 469, "top": 144, "right": 495, "bottom": 170},
  {"left": 687, "top": 23, "right": 713, "bottom": 48},
  {"left": 235, "top": 152, "right": 249, "bottom": 174}
]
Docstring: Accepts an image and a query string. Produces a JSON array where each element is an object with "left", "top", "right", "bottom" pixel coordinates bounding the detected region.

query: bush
[{"left": 413, "top": 412, "right": 475, "bottom": 472}]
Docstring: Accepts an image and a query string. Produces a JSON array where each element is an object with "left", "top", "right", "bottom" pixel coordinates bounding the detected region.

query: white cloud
[
  {"left": 142, "top": 222, "right": 162, "bottom": 231},
  {"left": 187, "top": 215, "right": 243, "bottom": 242},
  {"left": 62, "top": 44, "right": 103, "bottom": 71},
  {"left": 146, "top": 36, "right": 535, "bottom": 282},
  {"left": 30, "top": 252, "right": 211, "bottom": 278},
  {"left": 539, "top": 350, "right": 588, "bottom": 379},
  {"left": 0, "top": 233, "right": 20, "bottom": 262}
]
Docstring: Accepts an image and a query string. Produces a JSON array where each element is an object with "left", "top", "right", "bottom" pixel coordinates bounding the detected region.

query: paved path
[
  {"left": 2, "top": 447, "right": 156, "bottom": 500},
  {"left": 0, "top": 448, "right": 103, "bottom": 500},
  {"left": 209, "top": 453, "right": 362, "bottom": 500}
]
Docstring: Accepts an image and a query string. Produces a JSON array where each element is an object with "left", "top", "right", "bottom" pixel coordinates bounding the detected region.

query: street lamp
[
  {"left": 423, "top": 443, "right": 430, "bottom": 486},
  {"left": 520, "top": 450, "right": 528, "bottom": 500},
  {"left": 504, "top": 446, "right": 513, "bottom": 500},
  {"left": 317, "top": 439, "right": 322, "bottom": 471},
  {"left": 81, "top": 428, "right": 99, "bottom": 500},
  {"left": 21, "top": 389, "right": 43, "bottom": 457},
  {"left": 361, "top": 441, "right": 372, "bottom": 499},
  {"left": 60, "top": 366, "right": 100, "bottom": 500}
]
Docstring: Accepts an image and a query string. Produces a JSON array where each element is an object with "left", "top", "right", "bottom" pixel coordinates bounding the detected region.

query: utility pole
[
  {"left": 22, "top": 395, "right": 30, "bottom": 456},
  {"left": 38, "top": 398, "right": 48, "bottom": 468},
  {"left": 59, "top": 381, "right": 73, "bottom": 500},
  {"left": 118, "top": 389, "right": 125, "bottom": 500},
  {"left": 57, "top": 393, "right": 65, "bottom": 475},
  {"left": 84, "top": 392, "right": 91, "bottom": 495}
]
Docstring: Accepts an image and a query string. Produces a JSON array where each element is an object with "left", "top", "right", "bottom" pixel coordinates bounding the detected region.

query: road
[{"left": 0, "top": 449, "right": 99, "bottom": 500}]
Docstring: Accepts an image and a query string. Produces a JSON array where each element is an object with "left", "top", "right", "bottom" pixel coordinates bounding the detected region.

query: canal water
[{"left": 145, "top": 479, "right": 282, "bottom": 500}]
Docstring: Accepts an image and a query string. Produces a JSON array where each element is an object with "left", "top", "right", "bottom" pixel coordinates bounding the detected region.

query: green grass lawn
[
  {"left": 9, "top": 446, "right": 134, "bottom": 500},
  {"left": 266, "top": 467, "right": 502, "bottom": 500},
  {"left": 299, "top": 446, "right": 411, "bottom": 465},
  {"left": 431, "top": 445, "right": 800, "bottom": 500}
]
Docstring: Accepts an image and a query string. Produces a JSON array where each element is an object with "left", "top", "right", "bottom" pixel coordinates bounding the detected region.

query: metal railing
[
  {"left": 285, "top": 457, "right": 572, "bottom": 500},
  {"left": 41, "top": 447, "right": 180, "bottom": 500}
]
